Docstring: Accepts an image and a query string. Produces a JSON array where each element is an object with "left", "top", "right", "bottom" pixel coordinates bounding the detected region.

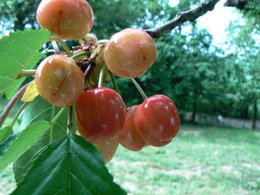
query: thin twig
[
  {"left": 145, "top": 0, "right": 220, "bottom": 38},
  {"left": 51, "top": 41, "right": 61, "bottom": 54},
  {"left": 84, "top": 64, "right": 92, "bottom": 77},
  {"left": 0, "top": 83, "right": 29, "bottom": 128}
]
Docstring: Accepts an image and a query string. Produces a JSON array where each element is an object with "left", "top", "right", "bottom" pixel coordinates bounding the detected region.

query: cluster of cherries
[{"left": 35, "top": 0, "right": 180, "bottom": 163}]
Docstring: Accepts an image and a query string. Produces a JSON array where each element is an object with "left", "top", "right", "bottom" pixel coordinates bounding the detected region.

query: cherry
[
  {"left": 104, "top": 28, "right": 156, "bottom": 78},
  {"left": 135, "top": 95, "right": 180, "bottom": 147},
  {"left": 37, "top": 0, "right": 94, "bottom": 40},
  {"left": 76, "top": 87, "right": 126, "bottom": 144},
  {"left": 35, "top": 54, "right": 84, "bottom": 107},
  {"left": 94, "top": 137, "right": 119, "bottom": 163},
  {"left": 76, "top": 131, "right": 119, "bottom": 163},
  {"left": 119, "top": 105, "right": 146, "bottom": 151}
]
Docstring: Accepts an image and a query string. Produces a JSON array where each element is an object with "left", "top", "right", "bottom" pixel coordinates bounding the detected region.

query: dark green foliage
[
  {"left": 0, "top": 126, "right": 13, "bottom": 143},
  {"left": 0, "top": 121, "right": 50, "bottom": 170},
  {"left": 12, "top": 134, "right": 126, "bottom": 195},
  {"left": 0, "top": 133, "right": 19, "bottom": 157},
  {"left": 14, "top": 97, "right": 76, "bottom": 183}
]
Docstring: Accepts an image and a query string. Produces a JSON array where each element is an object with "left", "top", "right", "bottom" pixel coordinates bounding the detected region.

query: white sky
[{"left": 170, "top": 0, "right": 239, "bottom": 46}]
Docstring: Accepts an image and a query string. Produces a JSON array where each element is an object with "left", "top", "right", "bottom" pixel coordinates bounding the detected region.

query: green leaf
[
  {"left": 12, "top": 134, "right": 126, "bottom": 195},
  {"left": 5, "top": 78, "right": 26, "bottom": 100},
  {"left": 0, "top": 121, "right": 50, "bottom": 170},
  {"left": 19, "top": 96, "right": 72, "bottom": 134},
  {"left": 5, "top": 51, "right": 44, "bottom": 99},
  {"left": 14, "top": 97, "right": 75, "bottom": 183},
  {"left": 0, "top": 133, "right": 19, "bottom": 157},
  {"left": 0, "top": 126, "right": 13, "bottom": 143},
  {"left": 0, "top": 29, "right": 50, "bottom": 98}
]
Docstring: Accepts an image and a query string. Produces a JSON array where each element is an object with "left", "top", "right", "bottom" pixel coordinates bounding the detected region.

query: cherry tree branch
[
  {"left": 0, "top": 83, "right": 29, "bottom": 128},
  {"left": 145, "top": 0, "right": 221, "bottom": 38}
]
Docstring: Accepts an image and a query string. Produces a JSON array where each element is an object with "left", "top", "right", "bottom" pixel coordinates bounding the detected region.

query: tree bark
[
  {"left": 191, "top": 93, "right": 197, "bottom": 123},
  {"left": 252, "top": 98, "right": 257, "bottom": 129},
  {"left": 240, "top": 105, "right": 249, "bottom": 119}
]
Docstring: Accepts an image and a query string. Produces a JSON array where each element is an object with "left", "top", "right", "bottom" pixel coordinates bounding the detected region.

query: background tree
[
  {"left": 224, "top": 20, "right": 260, "bottom": 128},
  {"left": 0, "top": 0, "right": 259, "bottom": 193}
]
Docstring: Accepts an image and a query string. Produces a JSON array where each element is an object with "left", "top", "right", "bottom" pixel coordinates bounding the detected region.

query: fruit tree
[{"left": 0, "top": 0, "right": 220, "bottom": 194}]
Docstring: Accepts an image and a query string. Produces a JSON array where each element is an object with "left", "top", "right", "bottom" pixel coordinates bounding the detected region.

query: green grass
[
  {"left": 107, "top": 124, "right": 260, "bottom": 195},
  {"left": 0, "top": 124, "right": 259, "bottom": 194}
]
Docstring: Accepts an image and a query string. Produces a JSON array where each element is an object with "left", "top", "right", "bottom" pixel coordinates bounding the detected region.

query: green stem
[
  {"left": 49, "top": 107, "right": 55, "bottom": 143},
  {"left": 98, "top": 65, "right": 106, "bottom": 88},
  {"left": 130, "top": 78, "right": 147, "bottom": 100},
  {"left": 49, "top": 107, "right": 66, "bottom": 125},
  {"left": 95, "top": 39, "right": 109, "bottom": 46},
  {"left": 67, "top": 106, "right": 73, "bottom": 135},
  {"left": 71, "top": 51, "right": 90, "bottom": 60},
  {"left": 42, "top": 49, "right": 55, "bottom": 54},
  {"left": 49, "top": 37, "right": 72, "bottom": 56},
  {"left": 108, "top": 70, "right": 121, "bottom": 94},
  {"left": 17, "top": 69, "right": 36, "bottom": 79},
  {"left": 10, "top": 103, "right": 28, "bottom": 127}
]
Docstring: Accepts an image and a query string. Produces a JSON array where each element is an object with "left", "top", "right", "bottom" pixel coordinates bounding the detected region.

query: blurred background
[{"left": 0, "top": 0, "right": 259, "bottom": 194}]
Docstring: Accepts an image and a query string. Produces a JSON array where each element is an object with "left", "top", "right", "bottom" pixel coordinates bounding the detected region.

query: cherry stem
[
  {"left": 10, "top": 102, "right": 28, "bottom": 128},
  {"left": 49, "top": 37, "right": 72, "bottom": 56},
  {"left": 130, "top": 78, "right": 147, "bottom": 100},
  {"left": 108, "top": 70, "right": 121, "bottom": 94},
  {"left": 17, "top": 69, "right": 36, "bottom": 79},
  {"left": 95, "top": 39, "right": 109, "bottom": 46},
  {"left": 98, "top": 65, "right": 106, "bottom": 88},
  {"left": 42, "top": 49, "right": 55, "bottom": 54},
  {"left": 49, "top": 107, "right": 55, "bottom": 144},
  {"left": 71, "top": 51, "right": 90, "bottom": 60},
  {"left": 0, "top": 83, "right": 29, "bottom": 128},
  {"left": 67, "top": 106, "right": 73, "bottom": 134},
  {"left": 49, "top": 107, "right": 66, "bottom": 125}
]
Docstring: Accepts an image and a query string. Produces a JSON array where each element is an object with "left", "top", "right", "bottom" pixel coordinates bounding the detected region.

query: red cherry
[
  {"left": 119, "top": 105, "right": 146, "bottom": 151},
  {"left": 76, "top": 87, "right": 126, "bottom": 144},
  {"left": 135, "top": 95, "right": 180, "bottom": 147}
]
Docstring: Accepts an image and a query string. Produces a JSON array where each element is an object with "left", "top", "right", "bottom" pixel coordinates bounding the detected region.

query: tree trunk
[
  {"left": 240, "top": 106, "right": 249, "bottom": 119},
  {"left": 252, "top": 98, "right": 258, "bottom": 129},
  {"left": 191, "top": 94, "right": 197, "bottom": 123}
]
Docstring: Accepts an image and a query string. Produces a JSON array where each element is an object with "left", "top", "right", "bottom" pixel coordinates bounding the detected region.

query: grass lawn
[
  {"left": 0, "top": 124, "right": 259, "bottom": 194},
  {"left": 107, "top": 124, "right": 260, "bottom": 195}
]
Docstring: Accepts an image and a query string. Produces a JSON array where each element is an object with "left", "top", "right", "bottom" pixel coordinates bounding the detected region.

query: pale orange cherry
[
  {"left": 94, "top": 137, "right": 119, "bottom": 163},
  {"left": 104, "top": 28, "right": 156, "bottom": 78},
  {"left": 37, "top": 0, "right": 94, "bottom": 40},
  {"left": 35, "top": 54, "right": 84, "bottom": 107}
]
